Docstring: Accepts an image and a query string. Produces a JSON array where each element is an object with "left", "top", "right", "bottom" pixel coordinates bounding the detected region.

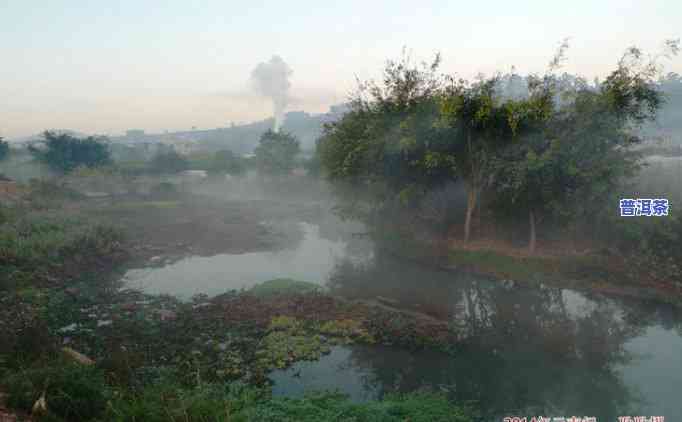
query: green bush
[
  {"left": 238, "top": 391, "right": 473, "bottom": 422},
  {"left": 4, "top": 362, "right": 108, "bottom": 421},
  {"left": 29, "top": 131, "right": 112, "bottom": 174},
  {"left": 105, "top": 381, "right": 473, "bottom": 422},
  {"left": 106, "top": 381, "right": 263, "bottom": 422},
  {"left": 609, "top": 214, "right": 682, "bottom": 282}
]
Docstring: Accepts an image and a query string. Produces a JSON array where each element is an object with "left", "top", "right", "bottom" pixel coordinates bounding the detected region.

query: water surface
[{"left": 124, "top": 212, "right": 682, "bottom": 421}]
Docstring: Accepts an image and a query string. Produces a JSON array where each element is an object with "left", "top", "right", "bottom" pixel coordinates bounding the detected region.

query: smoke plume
[{"left": 250, "top": 55, "right": 292, "bottom": 132}]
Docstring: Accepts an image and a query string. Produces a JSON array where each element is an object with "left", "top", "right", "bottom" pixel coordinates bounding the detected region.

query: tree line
[
  {"left": 13, "top": 129, "right": 301, "bottom": 179},
  {"left": 317, "top": 41, "right": 680, "bottom": 254}
]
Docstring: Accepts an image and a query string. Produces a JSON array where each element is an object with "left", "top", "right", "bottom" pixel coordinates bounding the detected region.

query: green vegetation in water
[
  {"left": 257, "top": 318, "right": 331, "bottom": 370},
  {"left": 255, "top": 316, "right": 375, "bottom": 370},
  {"left": 248, "top": 278, "right": 321, "bottom": 297}
]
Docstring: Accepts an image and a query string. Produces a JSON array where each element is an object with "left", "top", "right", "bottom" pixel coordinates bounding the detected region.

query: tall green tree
[
  {"left": 436, "top": 75, "right": 552, "bottom": 242},
  {"left": 254, "top": 130, "right": 300, "bottom": 176},
  {"left": 29, "top": 131, "right": 111, "bottom": 173},
  {"left": 319, "top": 51, "right": 548, "bottom": 236},
  {"left": 491, "top": 41, "right": 677, "bottom": 253},
  {"left": 318, "top": 52, "right": 453, "bottom": 220}
]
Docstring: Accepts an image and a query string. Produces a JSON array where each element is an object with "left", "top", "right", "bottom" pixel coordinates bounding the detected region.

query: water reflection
[
  {"left": 123, "top": 222, "right": 348, "bottom": 298},
  {"left": 122, "top": 213, "right": 682, "bottom": 420},
  {"left": 273, "top": 253, "right": 682, "bottom": 421}
]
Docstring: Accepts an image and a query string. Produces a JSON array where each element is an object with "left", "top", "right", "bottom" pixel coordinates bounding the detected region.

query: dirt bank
[{"left": 79, "top": 193, "right": 327, "bottom": 266}]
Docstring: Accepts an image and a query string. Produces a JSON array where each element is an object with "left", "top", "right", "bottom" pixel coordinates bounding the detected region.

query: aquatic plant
[{"left": 248, "top": 278, "right": 321, "bottom": 297}]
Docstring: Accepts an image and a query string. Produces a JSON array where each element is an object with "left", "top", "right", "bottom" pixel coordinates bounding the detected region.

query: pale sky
[{"left": 1, "top": 0, "right": 681, "bottom": 138}]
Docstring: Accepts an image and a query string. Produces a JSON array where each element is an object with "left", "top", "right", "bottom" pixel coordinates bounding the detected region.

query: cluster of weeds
[
  {"left": 105, "top": 380, "right": 473, "bottom": 422},
  {"left": 23, "top": 179, "right": 85, "bottom": 209},
  {"left": 316, "top": 318, "right": 375, "bottom": 344},
  {"left": 0, "top": 212, "right": 125, "bottom": 289},
  {"left": 256, "top": 316, "right": 331, "bottom": 370},
  {"left": 2, "top": 355, "right": 475, "bottom": 422},
  {"left": 247, "top": 278, "right": 321, "bottom": 297},
  {"left": 3, "top": 359, "right": 108, "bottom": 422},
  {"left": 236, "top": 391, "right": 474, "bottom": 422}
]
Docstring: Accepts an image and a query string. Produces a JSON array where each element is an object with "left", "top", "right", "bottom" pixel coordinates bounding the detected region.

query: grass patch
[
  {"left": 238, "top": 391, "right": 473, "bottom": 422},
  {"left": 106, "top": 381, "right": 473, "bottom": 422},
  {"left": 248, "top": 279, "right": 321, "bottom": 297},
  {"left": 3, "top": 358, "right": 474, "bottom": 422},
  {"left": 448, "top": 249, "right": 559, "bottom": 280},
  {"left": 0, "top": 213, "right": 125, "bottom": 290},
  {"left": 447, "top": 247, "right": 628, "bottom": 290},
  {"left": 110, "top": 200, "right": 181, "bottom": 211}
]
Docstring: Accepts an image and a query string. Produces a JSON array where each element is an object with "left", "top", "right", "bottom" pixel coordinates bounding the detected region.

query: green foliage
[
  {"left": 491, "top": 43, "right": 673, "bottom": 251},
  {"left": 25, "top": 179, "right": 85, "bottom": 208},
  {"left": 29, "top": 131, "right": 112, "bottom": 174},
  {"left": 254, "top": 130, "right": 301, "bottom": 175},
  {"left": 239, "top": 391, "right": 473, "bottom": 422},
  {"left": 316, "top": 319, "right": 375, "bottom": 344},
  {"left": 248, "top": 278, "right": 321, "bottom": 297},
  {"left": 104, "top": 380, "right": 472, "bottom": 422},
  {"left": 0, "top": 137, "right": 9, "bottom": 161},
  {"left": 256, "top": 317, "right": 330, "bottom": 369},
  {"left": 4, "top": 362, "right": 108, "bottom": 421},
  {"left": 208, "top": 149, "right": 247, "bottom": 176},
  {"left": 605, "top": 214, "right": 682, "bottom": 282},
  {"left": 0, "top": 213, "right": 124, "bottom": 289},
  {"left": 106, "top": 381, "right": 263, "bottom": 422},
  {"left": 320, "top": 43, "right": 678, "bottom": 252},
  {"left": 149, "top": 150, "right": 189, "bottom": 174}
]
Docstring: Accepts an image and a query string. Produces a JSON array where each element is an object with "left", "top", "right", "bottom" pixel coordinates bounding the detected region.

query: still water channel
[{"left": 123, "top": 214, "right": 682, "bottom": 421}]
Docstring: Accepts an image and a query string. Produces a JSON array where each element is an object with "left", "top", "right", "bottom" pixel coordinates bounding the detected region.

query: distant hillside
[
  {"left": 8, "top": 104, "right": 349, "bottom": 155},
  {"left": 112, "top": 103, "right": 350, "bottom": 155}
]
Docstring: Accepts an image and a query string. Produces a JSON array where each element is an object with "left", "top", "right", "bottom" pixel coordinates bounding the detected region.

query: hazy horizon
[{"left": 2, "top": 0, "right": 681, "bottom": 139}]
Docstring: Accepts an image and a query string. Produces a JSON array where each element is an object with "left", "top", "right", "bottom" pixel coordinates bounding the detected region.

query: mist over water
[
  {"left": 112, "top": 178, "right": 682, "bottom": 421},
  {"left": 2, "top": 17, "right": 681, "bottom": 421}
]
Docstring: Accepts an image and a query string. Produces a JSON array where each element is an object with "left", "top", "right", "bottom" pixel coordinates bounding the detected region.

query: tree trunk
[
  {"left": 528, "top": 209, "right": 537, "bottom": 254},
  {"left": 464, "top": 186, "right": 477, "bottom": 243}
]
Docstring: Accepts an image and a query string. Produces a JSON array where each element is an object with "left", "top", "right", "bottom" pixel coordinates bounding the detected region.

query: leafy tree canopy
[
  {"left": 317, "top": 40, "right": 678, "bottom": 251},
  {"left": 29, "top": 131, "right": 112, "bottom": 173},
  {"left": 254, "top": 130, "right": 300, "bottom": 176}
]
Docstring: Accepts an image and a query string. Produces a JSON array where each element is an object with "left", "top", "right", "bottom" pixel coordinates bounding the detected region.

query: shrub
[
  {"left": 4, "top": 362, "right": 108, "bottom": 421},
  {"left": 29, "top": 131, "right": 112, "bottom": 174}
]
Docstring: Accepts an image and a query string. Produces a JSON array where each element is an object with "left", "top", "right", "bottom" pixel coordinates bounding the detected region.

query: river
[{"left": 123, "top": 209, "right": 682, "bottom": 421}]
